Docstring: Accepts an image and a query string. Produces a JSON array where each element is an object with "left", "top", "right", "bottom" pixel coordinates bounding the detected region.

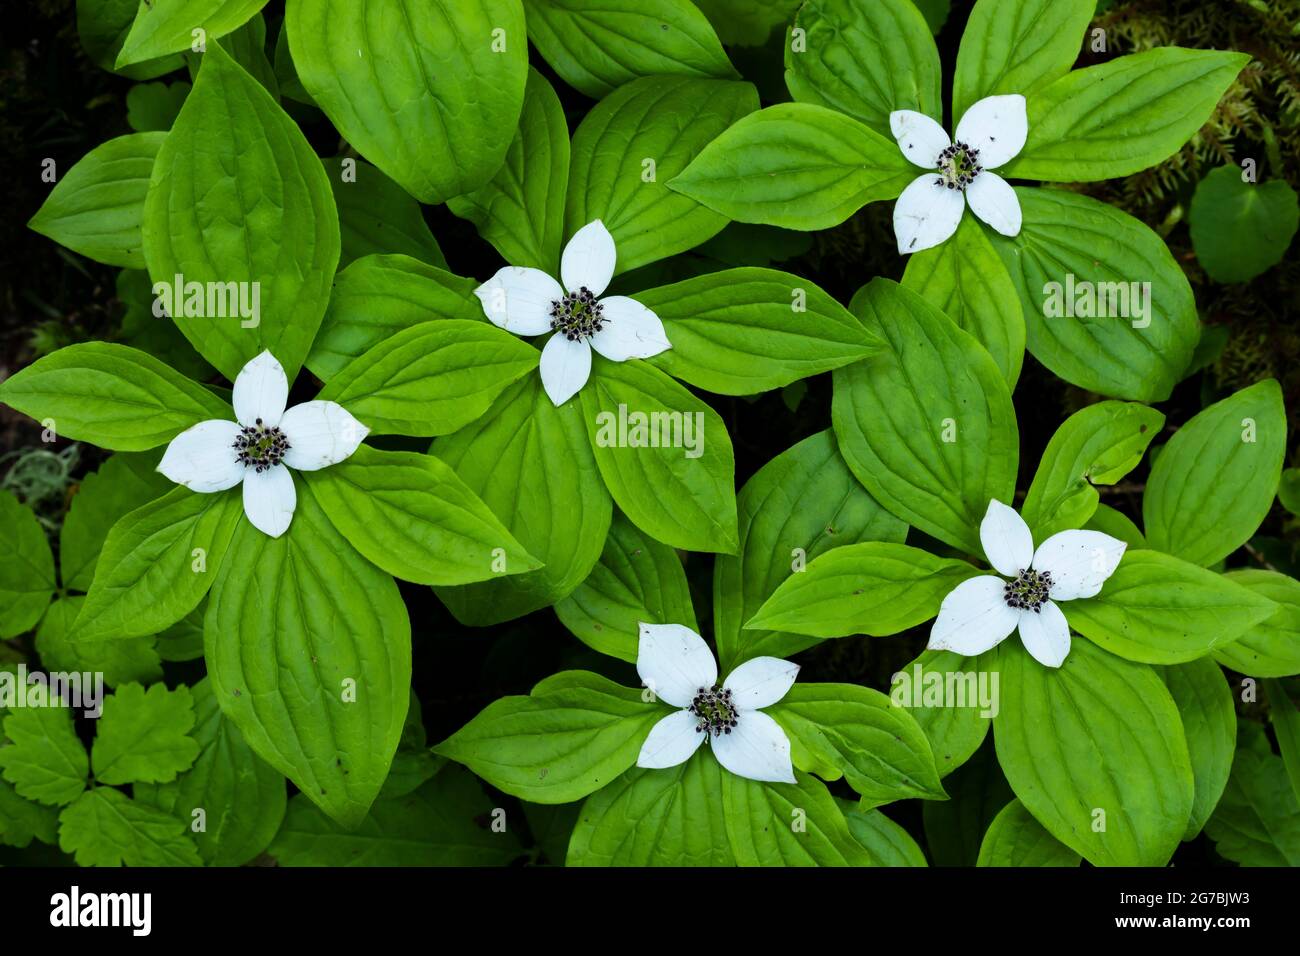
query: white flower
[
  {"left": 635, "top": 622, "right": 798, "bottom": 784},
  {"left": 473, "top": 220, "right": 671, "bottom": 407},
  {"left": 889, "top": 94, "right": 1028, "bottom": 255},
  {"left": 927, "top": 500, "right": 1127, "bottom": 668},
  {"left": 157, "top": 351, "right": 368, "bottom": 538}
]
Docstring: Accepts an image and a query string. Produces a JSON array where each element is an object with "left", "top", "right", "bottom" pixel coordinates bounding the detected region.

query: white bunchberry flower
[
  {"left": 635, "top": 622, "right": 798, "bottom": 784},
  {"left": 889, "top": 94, "right": 1028, "bottom": 255},
  {"left": 928, "top": 500, "right": 1127, "bottom": 668},
  {"left": 157, "top": 351, "right": 368, "bottom": 538},
  {"left": 473, "top": 220, "right": 671, "bottom": 406}
]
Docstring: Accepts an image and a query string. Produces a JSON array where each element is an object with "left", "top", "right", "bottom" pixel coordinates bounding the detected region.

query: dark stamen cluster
[
  {"left": 549, "top": 287, "right": 605, "bottom": 341},
  {"left": 233, "top": 418, "right": 290, "bottom": 473},
  {"left": 690, "top": 685, "right": 738, "bottom": 739},
  {"left": 934, "top": 141, "right": 983, "bottom": 191},
  {"left": 1004, "top": 569, "right": 1054, "bottom": 612}
]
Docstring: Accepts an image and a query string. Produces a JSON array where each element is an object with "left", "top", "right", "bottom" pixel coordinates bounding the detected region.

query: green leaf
[
  {"left": 270, "top": 765, "right": 522, "bottom": 866},
  {"left": 221, "top": 12, "right": 279, "bottom": 97},
  {"left": 380, "top": 693, "right": 439, "bottom": 799},
  {"left": 922, "top": 740, "right": 1011, "bottom": 865},
  {"left": 993, "top": 638, "right": 1194, "bottom": 866},
  {"left": 0, "top": 342, "right": 233, "bottom": 451},
  {"left": 304, "top": 445, "right": 539, "bottom": 586},
  {"left": 35, "top": 597, "right": 162, "bottom": 689},
  {"left": 991, "top": 187, "right": 1200, "bottom": 401},
  {"left": 555, "top": 511, "right": 697, "bottom": 663},
  {"left": 668, "top": 102, "right": 914, "bottom": 230},
  {"left": 58, "top": 787, "right": 202, "bottom": 866},
  {"left": 1084, "top": 502, "right": 1146, "bottom": 550},
  {"left": 638, "top": 267, "right": 880, "bottom": 395},
  {"left": 567, "top": 753, "right": 734, "bottom": 865},
  {"left": 91, "top": 682, "right": 200, "bottom": 786},
  {"left": 1214, "top": 570, "right": 1300, "bottom": 677},
  {"left": 286, "top": 0, "right": 527, "bottom": 204},
  {"left": 204, "top": 481, "right": 411, "bottom": 828},
  {"left": 323, "top": 157, "right": 445, "bottom": 270},
  {"left": 60, "top": 451, "right": 171, "bottom": 592},
  {"left": 306, "top": 255, "right": 479, "bottom": 382},
  {"left": 75, "top": 486, "right": 243, "bottom": 641},
  {"left": 116, "top": 269, "right": 215, "bottom": 381},
  {"left": 0, "top": 490, "right": 55, "bottom": 639},
  {"left": 447, "top": 68, "right": 569, "bottom": 274},
  {"left": 1279, "top": 467, "right": 1300, "bottom": 517},
  {"left": 134, "top": 677, "right": 285, "bottom": 866},
  {"left": 715, "top": 432, "right": 907, "bottom": 671},
  {"left": 768, "top": 683, "right": 946, "bottom": 806},
  {"left": 1162, "top": 658, "right": 1235, "bottom": 840},
  {"left": 721, "top": 770, "right": 874, "bottom": 865},
  {"left": 142, "top": 40, "right": 339, "bottom": 382},
  {"left": 901, "top": 215, "right": 1026, "bottom": 387},
  {"left": 316, "top": 320, "right": 539, "bottom": 437},
  {"left": 0, "top": 775, "right": 59, "bottom": 849},
  {"left": 567, "top": 75, "right": 757, "bottom": 274},
  {"left": 784, "top": 0, "right": 942, "bottom": 136},
  {"left": 1002, "top": 48, "right": 1250, "bottom": 182},
  {"left": 0, "top": 707, "right": 88, "bottom": 806},
  {"left": 976, "top": 797, "right": 1081, "bottom": 866},
  {"left": 1020, "top": 400, "right": 1164, "bottom": 542},
  {"left": 434, "top": 376, "right": 612, "bottom": 625},
  {"left": 1067, "top": 550, "right": 1276, "bottom": 664},
  {"left": 126, "top": 80, "right": 191, "bottom": 132},
  {"left": 1265, "top": 680, "right": 1300, "bottom": 807},
  {"left": 28, "top": 132, "right": 164, "bottom": 268},
  {"left": 1143, "top": 380, "right": 1286, "bottom": 566},
  {"left": 951, "top": 0, "right": 1095, "bottom": 121},
  {"left": 434, "top": 671, "right": 659, "bottom": 804},
  {"left": 693, "top": 0, "right": 801, "bottom": 47},
  {"left": 1205, "top": 729, "right": 1300, "bottom": 866},
  {"left": 841, "top": 803, "right": 928, "bottom": 866},
  {"left": 832, "top": 278, "right": 1017, "bottom": 554},
  {"left": 901, "top": 650, "right": 993, "bottom": 780},
  {"left": 581, "top": 356, "right": 738, "bottom": 554},
  {"left": 116, "top": 0, "right": 269, "bottom": 67},
  {"left": 1189, "top": 167, "right": 1300, "bottom": 284},
  {"left": 526, "top": 0, "right": 736, "bottom": 98},
  {"left": 77, "top": 0, "right": 184, "bottom": 79},
  {"left": 748, "top": 542, "right": 978, "bottom": 639}
]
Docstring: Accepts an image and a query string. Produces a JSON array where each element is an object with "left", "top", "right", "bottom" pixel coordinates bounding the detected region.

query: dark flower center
[
  {"left": 934, "top": 142, "right": 983, "bottom": 191},
  {"left": 233, "top": 418, "right": 290, "bottom": 473},
  {"left": 690, "top": 685, "right": 739, "bottom": 739},
  {"left": 549, "top": 287, "right": 605, "bottom": 341},
  {"left": 1004, "top": 568, "right": 1053, "bottom": 612}
]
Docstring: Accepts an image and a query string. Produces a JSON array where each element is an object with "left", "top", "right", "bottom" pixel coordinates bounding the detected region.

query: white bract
[
  {"left": 635, "top": 622, "right": 798, "bottom": 784},
  {"left": 473, "top": 219, "right": 671, "bottom": 407},
  {"left": 889, "top": 94, "right": 1028, "bottom": 255},
  {"left": 927, "top": 500, "right": 1127, "bottom": 668},
  {"left": 157, "top": 351, "right": 368, "bottom": 538}
]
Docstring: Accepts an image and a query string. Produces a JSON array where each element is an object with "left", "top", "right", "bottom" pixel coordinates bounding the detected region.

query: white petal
[
  {"left": 241, "top": 464, "right": 295, "bottom": 538},
  {"left": 538, "top": 333, "right": 591, "bottom": 407},
  {"left": 636, "top": 622, "right": 718, "bottom": 709},
  {"left": 889, "top": 109, "right": 951, "bottom": 168},
  {"left": 723, "top": 657, "right": 799, "bottom": 710},
  {"left": 279, "top": 401, "right": 368, "bottom": 471},
  {"left": 157, "top": 420, "right": 245, "bottom": 493},
  {"left": 710, "top": 711, "right": 795, "bottom": 784},
  {"left": 636, "top": 710, "right": 706, "bottom": 770},
  {"left": 980, "top": 499, "right": 1034, "bottom": 577},
  {"left": 894, "top": 173, "right": 965, "bottom": 255},
  {"left": 927, "top": 576, "right": 1020, "bottom": 656},
  {"left": 1017, "top": 601, "right": 1071, "bottom": 668},
  {"left": 1033, "top": 530, "right": 1128, "bottom": 601},
  {"left": 965, "top": 172, "right": 1022, "bottom": 237},
  {"left": 954, "top": 94, "right": 1027, "bottom": 170},
  {"left": 231, "top": 350, "right": 289, "bottom": 427},
  {"left": 560, "top": 220, "right": 616, "bottom": 297},
  {"left": 588, "top": 296, "right": 671, "bottom": 361},
  {"left": 473, "top": 267, "right": 564, "bottom": 337}
]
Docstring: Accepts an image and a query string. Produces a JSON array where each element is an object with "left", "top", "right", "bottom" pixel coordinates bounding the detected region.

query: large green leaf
[
  {"left": 991, "top": 187, "right": 1200, "bottom": 402},
  {"left": 1162, "top": 658, "right": 1235, "bottom": 840},
  {"left": 902, "top": 649, "right": 993, "bottom": 780},
  {"left": 993, "top": 638, "right": 1194, "bottom": 866},
  {"left": 116, "top": 0, "right": 269, "bottom": 67},
  {"left": 286, "top": 0, "right": 527, "bottom": 204},
  {"left": 976, "top": 797, "right": 1081, "bottom": 866},
  {"left": 721, "top": 770, "right": 874, "bottom": 865},
  {"left": 567, "top": 75, "right": 757, "bottom": 274},
  {"left": 1189, "top": 166, "right": 1300, "bottom": 284},
  {"left": 1143, "top": 380, "right": 1286, "bottom": 567},
  {"left": 668, "top": 103, "right": 914, "bottom": 230},
  {"left": 1214, "top": 570, "right": 1300, "bottom": 677},
  {"left": 77, "top": 0, "right": 184, "bottom": 79},
  {"left": 832, "top": 278, "right": 1017, "bottom": 554},
  {"left": 1205, "top": 728, "right": 1300, "bottom": 866},
  {"left": 142, "top": 40, "right": 339, "bottom": 381},
  {"left": 639, "top": 267, "right": 879, "bottom": 395},
  {"left": 841, "top": 803, "right": 928, "bottom": 866},
  {"left": 90, "top": 682, "right": 200, "bottom": 786},
  {"left": 204, "top": 481, "right": 411, "bottom": 828},
  {"left": 0, "top": 490, "right": 55, "bottom": 639},
  {"left": 58, "top": 787, "right": 202, "bottom": 866}
]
